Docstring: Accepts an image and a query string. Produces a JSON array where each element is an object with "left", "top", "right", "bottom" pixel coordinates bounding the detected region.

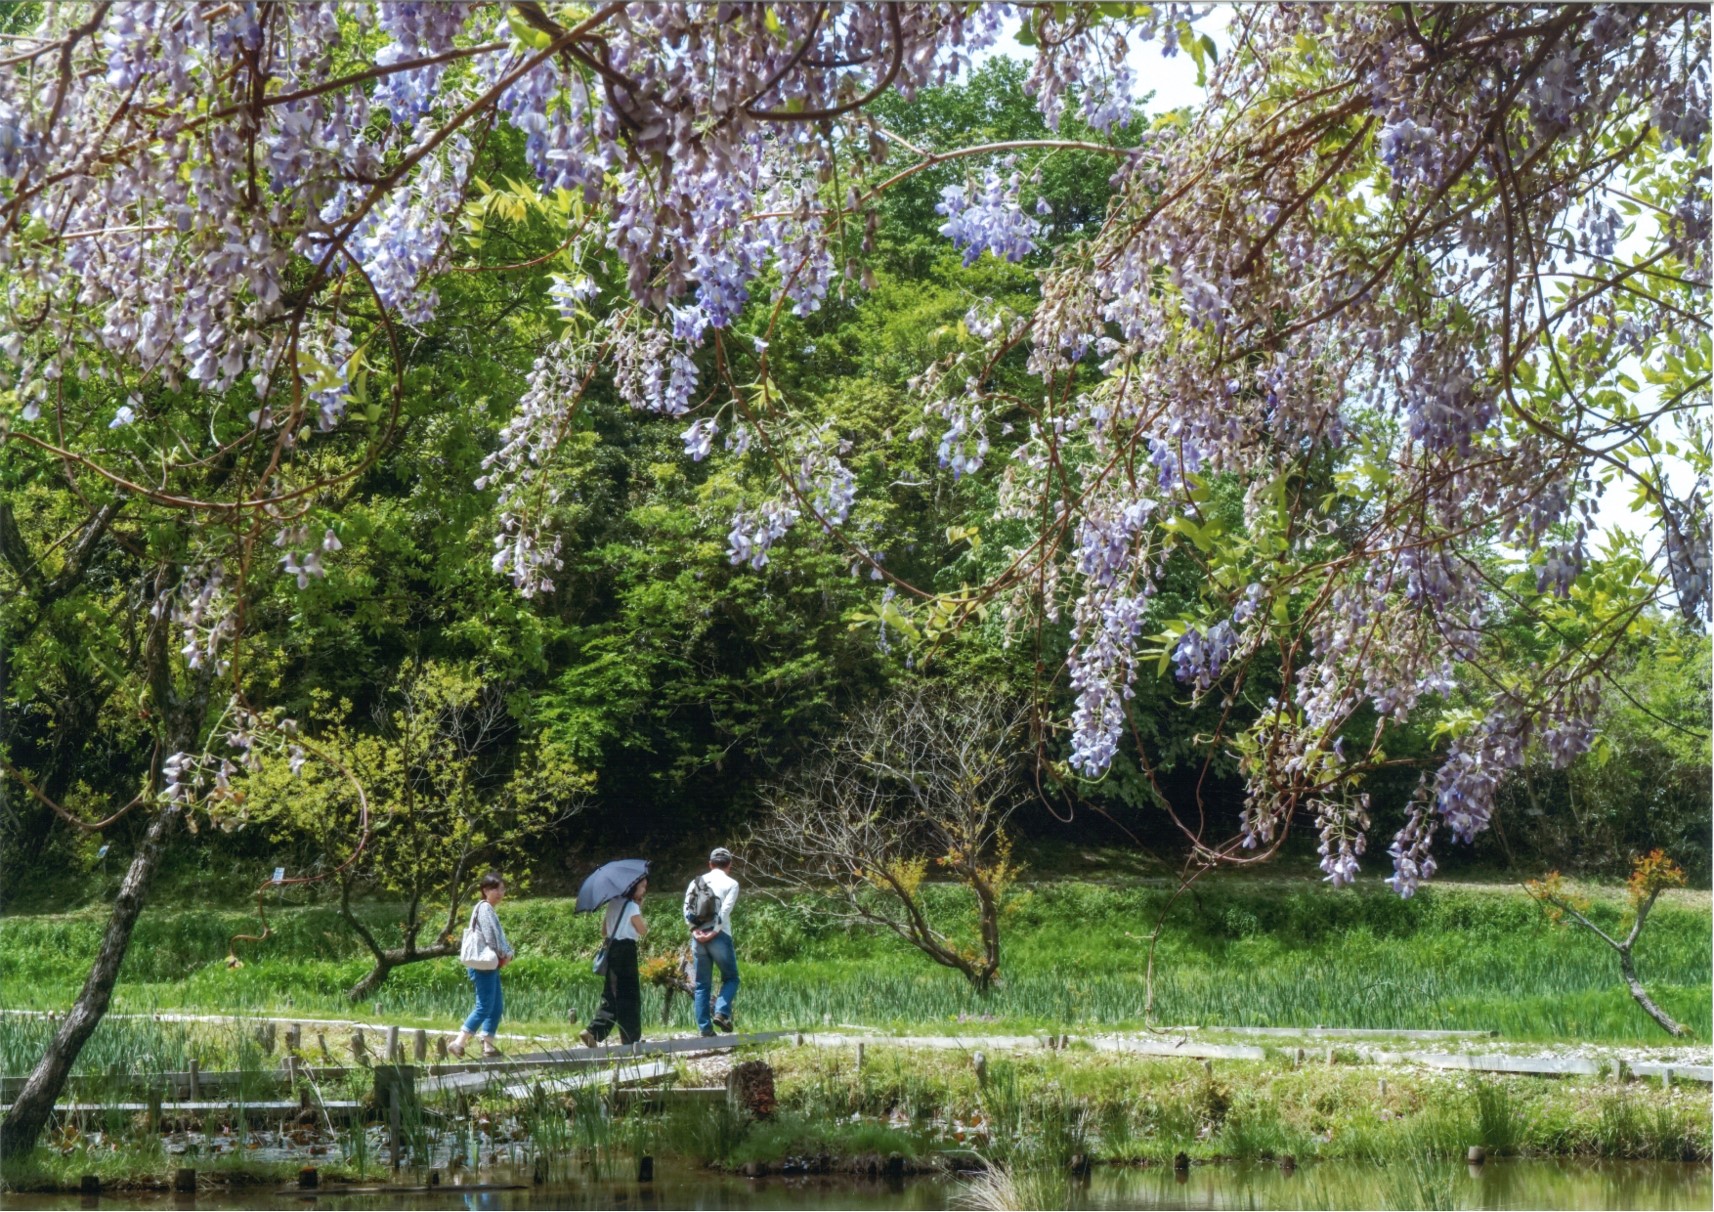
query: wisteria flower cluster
[{"left": 935, "top": 162, "right": 1041, "bottom": 267}]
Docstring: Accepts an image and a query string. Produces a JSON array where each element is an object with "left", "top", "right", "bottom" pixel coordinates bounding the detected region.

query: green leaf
[{"left": 507, "top": 7, "right": 553, "bottom": 50}]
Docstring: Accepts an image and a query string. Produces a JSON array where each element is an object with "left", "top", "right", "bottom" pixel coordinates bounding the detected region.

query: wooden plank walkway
[
  {"left": 6, "top": 1024, "right": 1707, "bottom": 1110},
  {"left": 1163, "top": 1026, "right": 1499, "bottom": 1041},
  {"left": 0, "top": 1008, "right": 547, "bottom": 1044},
  {"left": 490, "top": 1060, "right": 673, "bottom": 1101},
  {"left": 0, "top": 1030, "right": 786, "bottom": 1105},
  {"left": 791, "top": 1033, "right": 1713, "bottom": 1084},
  {"left": 793, "top": 1032, "right": 1273, "bottom": 1061},
  {"left": 1635, "top": 1063, "right": 1712, "bottom": 1084},
  {"left": 416, "top": 1031, "right": 785, "bottom": 1097},
  {"left": 0, "top": 1100, "right": 362, "bottom": 1116},
  {"left": 1385, "top": 1051, "right": 1602, "bottom": 1077}
]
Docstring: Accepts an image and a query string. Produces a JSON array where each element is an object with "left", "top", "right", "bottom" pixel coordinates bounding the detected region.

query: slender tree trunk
[
  {"left": 0, "top": 805, "right": 178, "bottom": 1160},
  {"left": 1539, "top": 887, "right": 1689, "bottom": 1039},
  {"left": 1619, "top": 947, "right": 1688, "bottom": 1037}
]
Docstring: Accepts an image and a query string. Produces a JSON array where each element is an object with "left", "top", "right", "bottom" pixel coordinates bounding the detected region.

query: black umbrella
[{"left": 575, "top": 859, "right": 651, "bottom": 913}]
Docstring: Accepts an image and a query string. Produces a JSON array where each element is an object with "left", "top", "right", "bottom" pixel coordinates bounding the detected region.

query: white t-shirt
[
  {"left": 683, "top": 868, "right": 740, "bottom": 936},
  {"left": 603, "top": 898, "right": 644, "bottom": 942}
]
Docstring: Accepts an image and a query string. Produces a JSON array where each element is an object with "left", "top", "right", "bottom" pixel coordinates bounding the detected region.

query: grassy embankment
[
  {"left": 2, "top": 876, "right": 1707, "bottom": 1051},
  {"left": 757, "top": 1044, "right": 1714, "bottom": 1166}
]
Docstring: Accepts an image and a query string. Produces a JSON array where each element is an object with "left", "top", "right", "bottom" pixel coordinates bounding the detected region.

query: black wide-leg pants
[{"left": 589, "top": 938, "right": 641, "bottom": 1044}]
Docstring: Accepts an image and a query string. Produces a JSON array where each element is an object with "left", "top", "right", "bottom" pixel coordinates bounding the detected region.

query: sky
[{"left": 979, "top": 4, "right": 1232, "bottom": 116}]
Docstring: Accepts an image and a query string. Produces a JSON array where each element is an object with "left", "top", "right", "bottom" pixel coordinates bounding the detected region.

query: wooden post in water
[
  {"left": 388, "top": 1084, "right": 402, "bottom": 1172},
  {"left": 373, "top": 1065, "right": 418, "bottom": 1172}
]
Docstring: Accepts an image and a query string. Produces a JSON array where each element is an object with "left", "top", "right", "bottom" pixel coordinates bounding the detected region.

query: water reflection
[{"left": 4, "top": 1158, "right": 1709, "bottom": 1210}]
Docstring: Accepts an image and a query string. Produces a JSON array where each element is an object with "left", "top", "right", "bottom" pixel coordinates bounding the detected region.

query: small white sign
[
  {"left": 272, "top": 867, "right": 286, "bottom": 884},
  {"left": 96, "top": 844, "right": 110, "bottom": 859}
]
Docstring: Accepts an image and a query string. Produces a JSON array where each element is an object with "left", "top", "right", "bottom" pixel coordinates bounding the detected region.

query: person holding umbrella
[{"left": 575, "top": 859, "right": 650, "bottom": 1048}]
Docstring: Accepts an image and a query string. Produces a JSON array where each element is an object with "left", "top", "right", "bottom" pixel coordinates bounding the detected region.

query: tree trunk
[
  {"left": 0, "top": 804, "right": 178, "bottom": 1160},
  {"left": 1619, "top": 948, "right": 1688, "bottom": 1037},
  {"left": 345, "top": 942, "right": 458, "bottom": 1002}
]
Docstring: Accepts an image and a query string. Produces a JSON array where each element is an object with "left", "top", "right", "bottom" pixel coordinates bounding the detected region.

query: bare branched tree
[{"left": 748, "top": 684, "right": 1028, "bottom": 993}]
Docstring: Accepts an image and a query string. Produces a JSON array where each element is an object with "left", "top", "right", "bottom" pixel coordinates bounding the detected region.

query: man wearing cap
[{"left": 683, "top": 847, "right": 741, "bottom": 1036}]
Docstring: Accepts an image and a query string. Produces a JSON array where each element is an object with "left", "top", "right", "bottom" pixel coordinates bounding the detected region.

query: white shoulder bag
[{"left": 459, "top": 903, "right": 501, "bottom": 971}]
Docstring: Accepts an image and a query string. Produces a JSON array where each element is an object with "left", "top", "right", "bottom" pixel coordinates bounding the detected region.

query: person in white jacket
[{"left": 683, "top": 848, "right": 741, "bottom": 1036}]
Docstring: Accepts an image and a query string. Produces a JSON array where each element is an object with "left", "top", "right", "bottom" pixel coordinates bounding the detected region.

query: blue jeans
[
  {"left": 463, "top": 966, "right": 502, "bottom": 1036},
  {"left": 692, "top": 932, "right": 739, "bottom": 1032}
]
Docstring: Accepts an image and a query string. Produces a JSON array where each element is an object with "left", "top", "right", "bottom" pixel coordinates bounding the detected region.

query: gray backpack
[{"left": 688, "top": 876, "right": 719, "bottom": 927}]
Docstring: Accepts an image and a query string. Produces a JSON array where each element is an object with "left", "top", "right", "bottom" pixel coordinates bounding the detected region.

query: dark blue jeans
[
  {"left": 463, "top": 966, "right": 502, "bottom": 1035},
  {"left": 692, "top": 932, "right": 739, "bottom": 1031}
]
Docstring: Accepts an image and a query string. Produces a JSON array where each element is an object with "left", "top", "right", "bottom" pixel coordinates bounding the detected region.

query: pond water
[{"left": 5, "top": 1158, "right": 1710, "bottom": 1211}]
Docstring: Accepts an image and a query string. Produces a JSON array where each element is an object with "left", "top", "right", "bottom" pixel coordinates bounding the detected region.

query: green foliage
[
  {"left": 1, "top": 878, "right": 1706, "bottom": 1042},
  {"left": 237, "top": 661, "right": 590, "bottom": 982},
  {"left": 1499, "top": 627, "right": 1712, "bottom": 881}
]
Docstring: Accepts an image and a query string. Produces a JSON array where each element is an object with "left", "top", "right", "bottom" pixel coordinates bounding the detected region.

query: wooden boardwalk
[
  {"left": 5, "top": 1023, "right": 1706, "bottom": 1114},
  {"left": 2, "top": 1029, "right": 787, "bottom": 1112},
  {"left": 790, "top": 1032, "right": 1713, "bottom": 1084}
]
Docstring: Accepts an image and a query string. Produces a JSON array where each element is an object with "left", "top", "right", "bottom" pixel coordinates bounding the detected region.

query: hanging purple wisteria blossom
[{"left": 0, "top": 2, "right": 1705, "bottom": 905}]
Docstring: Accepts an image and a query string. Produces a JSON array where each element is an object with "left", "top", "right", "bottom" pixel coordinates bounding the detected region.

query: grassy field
[{"left": 1, "top": 875, "right": 1708, "bottom": 1064}]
